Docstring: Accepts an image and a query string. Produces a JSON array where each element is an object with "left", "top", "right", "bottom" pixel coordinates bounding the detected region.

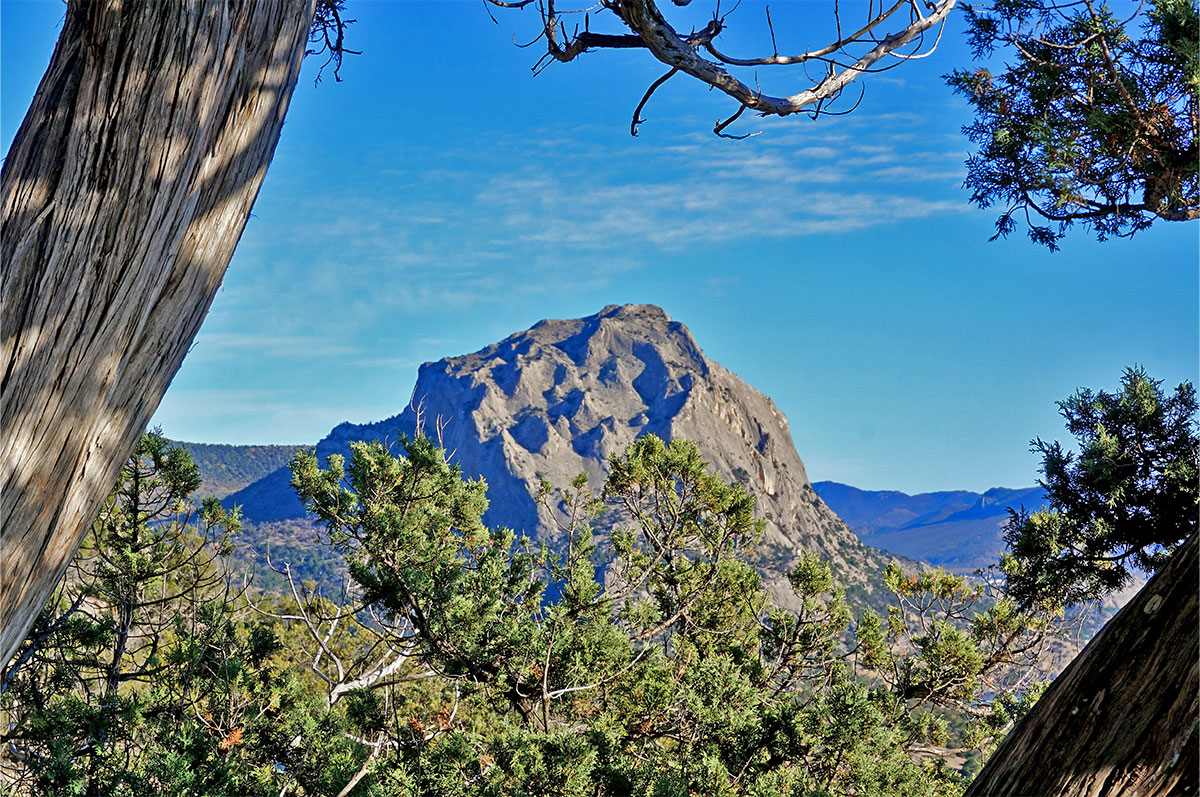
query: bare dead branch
[
  {"left": 713, "top": 104, "right": 761, "bottom": 138},
  {"left": 705, "top": 0, "right": 908, "bottom": 66},
  {"left": 335, "top": 732, "right": 385, "bottom": 797},
  {"left": 486, "top": 0, "right": 958, "bottom": 135},
  {"left": 632, "top": 68, "right": 679, "bottom": 135}
]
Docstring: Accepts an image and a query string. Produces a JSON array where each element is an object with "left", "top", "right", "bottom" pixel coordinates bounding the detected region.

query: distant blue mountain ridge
[{"left": 812, "top": 482, "right": 1047, "bottom": 574}]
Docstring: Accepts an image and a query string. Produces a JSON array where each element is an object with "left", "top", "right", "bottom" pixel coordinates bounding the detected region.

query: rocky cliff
[{"left": 228, "top": 304, "right": 896, "bottom": 609}]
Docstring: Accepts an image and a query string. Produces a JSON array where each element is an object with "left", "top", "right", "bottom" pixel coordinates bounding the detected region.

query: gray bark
[
  {"left": 614, "top": 0, "right": 958, "bottom": 117},
  {"left": 1, "top": 0, "right": 316, "bottom": 669},
  {"left": 967, "top": 533, "right": 1198, "bottom": 796}
]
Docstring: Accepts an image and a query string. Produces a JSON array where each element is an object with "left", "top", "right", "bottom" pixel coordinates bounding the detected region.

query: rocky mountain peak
[
  {"left": 448, "top": 304, "right": 708, "bottom": 391},
  {"left": 228, "top": 304, "right": 890, "bottom": 610}
]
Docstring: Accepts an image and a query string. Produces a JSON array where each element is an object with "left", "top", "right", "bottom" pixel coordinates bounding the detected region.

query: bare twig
[{"left": 631, "top": 68, "right": 679, "bottom": 135}]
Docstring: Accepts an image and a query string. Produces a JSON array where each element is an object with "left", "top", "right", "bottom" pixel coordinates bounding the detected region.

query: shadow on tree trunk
[
  {"left": 967, "top": 533, "right": 1198, "bottom": 796},
  {"left": 1, "top": 0, "right": 317, "bottom": 668}
]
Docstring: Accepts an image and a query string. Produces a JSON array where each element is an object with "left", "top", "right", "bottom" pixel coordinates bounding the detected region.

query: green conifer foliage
[
  {"left": 948, "top": 0, "right": 1199, "bottom": 247},
  {"left": 1002, "top": 366, "right": 1199, "bottom": 606},
  {"left": 5, "top": 432, "right": 1080, "bottom": 795},
  {"left": 282, "top": 434, "right": 1059, "bottom": 795},
  {"left": 0, "top": 431, "right": 339, "bottom": 796}
]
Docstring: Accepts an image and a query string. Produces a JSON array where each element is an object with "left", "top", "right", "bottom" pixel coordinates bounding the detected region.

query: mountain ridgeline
[
  {"left": 227, "top": 304, "right": 900, "bottom": 611},
  {"left": 813, "top": 482, "right": 1047, "bottom": 574}
]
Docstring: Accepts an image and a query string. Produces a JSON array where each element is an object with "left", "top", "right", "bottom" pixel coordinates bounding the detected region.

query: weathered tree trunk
[
  {"left": 1, "top": 0, "right": 316, "bottom": 669},
  {"left": 967, "top": 533, "right": 1198, "bottom": 796}
]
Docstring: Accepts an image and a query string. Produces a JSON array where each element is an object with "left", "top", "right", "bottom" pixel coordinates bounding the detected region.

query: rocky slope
[{"left": 228, "top": 304, "right": 900, "bottom": 610}]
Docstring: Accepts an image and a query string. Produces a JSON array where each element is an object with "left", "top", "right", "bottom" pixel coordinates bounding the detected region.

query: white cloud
[
  {"left": 223, "top": 115, "right": 973, "bottom": 317},
  {"left": 864, "top": 165, "right": 965, "bottom": 182},
  {"left": 185, "top": 333, "right": 356, "bottom": 362}
]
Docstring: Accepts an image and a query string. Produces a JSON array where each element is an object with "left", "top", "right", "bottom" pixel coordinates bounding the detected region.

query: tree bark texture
[
  {"left": 1, "top": 0, "right": 316, "bottom": 669},
  {"left": 967, "top": 533, "right": 1198, "bottom": 796}
]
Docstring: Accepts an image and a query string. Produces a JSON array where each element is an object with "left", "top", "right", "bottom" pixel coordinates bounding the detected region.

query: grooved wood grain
[
  {"left": 1, "top": 0, "right": 317, "bottom": 668},
  {"left": 966, "top": 533, "right": 1198, "bottom": 797}
]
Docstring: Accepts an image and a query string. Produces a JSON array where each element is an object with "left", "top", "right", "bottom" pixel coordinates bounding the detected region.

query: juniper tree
[
  {"left": 0, "top": 433, "right": 303, "bottom": 795},
  {"left": 1002, "top": 366, "right": 1198, "bottom": 607},
  {"left": 284, "top": 433, "right": 1075, "bottom": 795},
  {"left": 947, "top": 0, "right": 1199, "bottom": 247},
  {"left": 968, "top": 368, "right": 1199, "bottom": 796}
]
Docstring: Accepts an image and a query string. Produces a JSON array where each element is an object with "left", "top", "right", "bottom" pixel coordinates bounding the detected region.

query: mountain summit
[{"left": 229, "top": 304, "right": 892, "bottom": 608}]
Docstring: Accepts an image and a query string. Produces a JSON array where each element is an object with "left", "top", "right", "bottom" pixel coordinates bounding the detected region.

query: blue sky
[{"left": 3, "top": 0, "right": 1196, "bottom": 493}]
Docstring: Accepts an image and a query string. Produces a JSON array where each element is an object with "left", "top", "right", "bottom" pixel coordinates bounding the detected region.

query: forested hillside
[
  {"left": 0, "top": 431, "right": 1066, "bottom": 794},
  {"left": 3, "top": 368, "right": 1194, "bottom": 796},
  {"left": 178, "top": 442, "right": 308, "bottom": 499}
]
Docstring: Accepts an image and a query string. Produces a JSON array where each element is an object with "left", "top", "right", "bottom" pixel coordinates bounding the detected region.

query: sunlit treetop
[{"left": 948, "top": 0, "right": 1199, "bottom": 248}]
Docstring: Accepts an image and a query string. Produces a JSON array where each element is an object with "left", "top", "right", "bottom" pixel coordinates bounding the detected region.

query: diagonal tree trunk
[
  {"left": 967, "top": 533, "right": 1198, "bottom": 796},
  {"left": 1, "top": 0, "right": 316, "bottom": 669}
]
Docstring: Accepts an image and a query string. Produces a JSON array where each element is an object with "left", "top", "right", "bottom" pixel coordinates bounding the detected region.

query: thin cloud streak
[
  {"left": 217, "top": 112, "right": 974, "bottom": 317},
  {"left": 186, "top": 333, "right": 357, "bottom": 362}
]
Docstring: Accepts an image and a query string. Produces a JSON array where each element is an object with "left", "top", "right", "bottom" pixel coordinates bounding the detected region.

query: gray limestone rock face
[{"left": 229, "top": 304, "right": 894, "bottom": 611}]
